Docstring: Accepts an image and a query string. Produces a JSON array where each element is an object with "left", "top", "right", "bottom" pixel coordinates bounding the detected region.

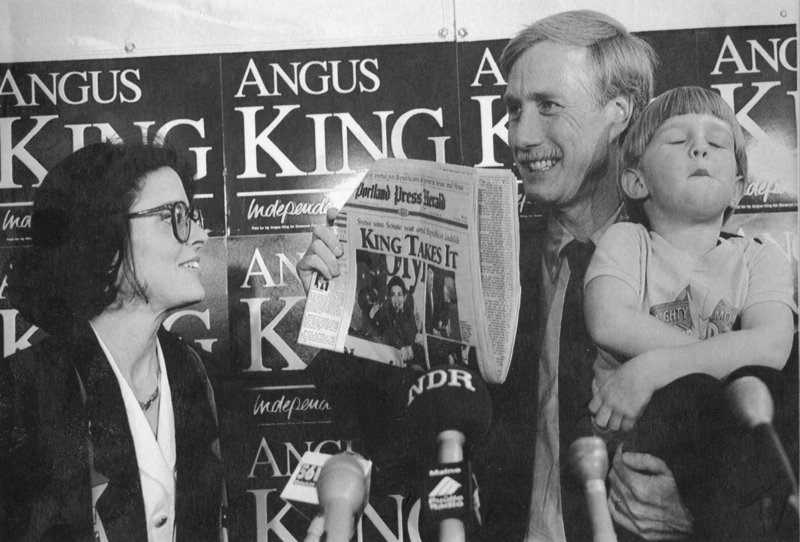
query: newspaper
[{"left": 298, "top": 158, "right": 520, "bottom": 384}]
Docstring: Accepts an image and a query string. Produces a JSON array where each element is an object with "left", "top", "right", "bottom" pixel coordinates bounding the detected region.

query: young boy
[
  {"left": 584, "top": 86, "right": 795, "bottom": 433},
  {"left": 582, "top": 86, "right": 797, "bottom": 537}
]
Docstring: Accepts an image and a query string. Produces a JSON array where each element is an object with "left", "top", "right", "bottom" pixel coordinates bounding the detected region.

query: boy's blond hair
[{"left": 621, "top": 86, "right": 748, "bottom": 226}]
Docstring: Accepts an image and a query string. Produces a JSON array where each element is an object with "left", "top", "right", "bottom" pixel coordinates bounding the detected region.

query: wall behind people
[{"left": 1, "top": 1, "right": 796, "bottom": 540}]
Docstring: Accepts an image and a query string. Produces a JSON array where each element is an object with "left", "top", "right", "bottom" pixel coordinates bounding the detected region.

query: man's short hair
[
  {"left": 500, "top": 10, "right": 658, "bottom": 129},
  {"left": 622, "top": 86, "right": 748, "bottom": 224}
]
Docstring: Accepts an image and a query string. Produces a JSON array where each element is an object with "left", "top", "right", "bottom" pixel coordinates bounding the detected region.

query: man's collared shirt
[{"left": 526, "top": 207, "right": 622, "bottom": 542}]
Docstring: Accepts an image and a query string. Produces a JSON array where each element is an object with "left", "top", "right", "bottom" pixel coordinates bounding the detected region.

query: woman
[
  {"left": 0, "top": 142, "right": 225, "bottom": 541},
  {"left": 375, "top": 276, "right": 423, "bottom": 365}
]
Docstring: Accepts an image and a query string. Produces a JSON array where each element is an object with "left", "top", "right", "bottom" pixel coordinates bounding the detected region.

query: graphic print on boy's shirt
[{"left": 649, "top": 285, "right": 740, "bottom": 339}]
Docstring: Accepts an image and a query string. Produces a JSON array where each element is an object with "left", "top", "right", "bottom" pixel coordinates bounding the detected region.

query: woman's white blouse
[{"left": 92, "top": 328, "right": 177, "bottom": 542}]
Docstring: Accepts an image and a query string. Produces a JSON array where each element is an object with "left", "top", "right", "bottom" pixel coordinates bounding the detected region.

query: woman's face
[
  {"left": 389, "top": 284, "right": 405, "bottom": 312},
  {"left": 124, "top": 167, "right": 208, "bottom": 313}
]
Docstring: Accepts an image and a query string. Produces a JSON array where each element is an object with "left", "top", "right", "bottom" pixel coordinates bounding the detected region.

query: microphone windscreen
[
  {"left": 404, "top": 368, "right": 492, "bottom": 457},
  {"left": 725, "top": 375, "right": 774, "bottom": 428},
  {"left": 569, "top": 436, "right": 609, "bottom": 484},
  {"left": 316, "top": 453, "right": 369, "bottom": 542}
]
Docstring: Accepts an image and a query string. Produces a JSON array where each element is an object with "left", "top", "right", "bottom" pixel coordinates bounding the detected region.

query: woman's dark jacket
[{"left": 0, "top": 322, "right": 224, "bottom": 542}]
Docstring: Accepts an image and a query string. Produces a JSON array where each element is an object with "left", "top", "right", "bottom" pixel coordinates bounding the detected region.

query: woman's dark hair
[
  {"left": 6, "top": 141, "right": 195, "bottom": 335},
  {"left": 387, "top": 276, "right": 407, "bottom": 295}
]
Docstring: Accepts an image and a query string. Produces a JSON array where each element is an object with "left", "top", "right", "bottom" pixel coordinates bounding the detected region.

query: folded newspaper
[{"left": 298, "top": 158, "right": 520, "bottom": 384}]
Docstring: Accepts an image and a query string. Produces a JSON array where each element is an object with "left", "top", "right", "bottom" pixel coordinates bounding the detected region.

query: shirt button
[{"left": 155, "top": 515, "right": 168, "bottom": 528}]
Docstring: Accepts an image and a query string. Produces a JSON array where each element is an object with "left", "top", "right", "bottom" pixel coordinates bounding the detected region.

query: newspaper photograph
[{"left": 298, "top": 158, "right": 520, "bottom": 383}]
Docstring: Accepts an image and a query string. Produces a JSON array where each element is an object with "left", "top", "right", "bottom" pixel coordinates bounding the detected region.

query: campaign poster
[
  {"left": 220, "top": 43, "right": 462, "bottom": 235},
  {"left": 0, "top": 55, "right": 227, "bottom": 243}
]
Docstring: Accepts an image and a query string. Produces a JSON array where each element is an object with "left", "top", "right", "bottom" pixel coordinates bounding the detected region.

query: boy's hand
[
  {"left": 589, "top": 354, "right": 657, "bottom": 431},
  {"left": 296, "top": 208, "right": 342, "bottom": 294}
]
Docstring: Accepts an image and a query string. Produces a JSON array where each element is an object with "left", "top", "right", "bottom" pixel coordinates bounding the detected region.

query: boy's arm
[
  {"left": 633, "top": 300, "right": 794, "bottom": 390},
  {"left": 585, "top": 274, "right": 698, "bottom": 360},
  {"left": 592, "top": 300, "right": 794, "bottom": 429}
]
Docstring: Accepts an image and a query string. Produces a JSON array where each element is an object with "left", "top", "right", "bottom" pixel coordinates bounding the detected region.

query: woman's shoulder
[
  {"left": 3, "top": 334, "right": 73, "bottom": 371},
  {"left": 0, "top": 335, "right": 74, "bottom": 398},
  {"left": 158, "top": 328, "right": 211, "bottom": 379}
]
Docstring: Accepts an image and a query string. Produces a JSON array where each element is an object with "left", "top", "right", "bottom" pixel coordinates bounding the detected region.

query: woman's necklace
[{"left": 138, "top": 365, "right": 161, "bottom": 411}]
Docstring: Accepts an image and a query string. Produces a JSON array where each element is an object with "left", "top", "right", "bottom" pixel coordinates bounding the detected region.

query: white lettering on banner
[
  {"left": 711, "top": 81, "right": 783, "bottom": 140},
  {"left": 247, "top": 439, "right": 351, "bottom": 479},
  {"left": 470, "top": 47, "right": 506, "bottom": 87},
  {"left": 246, "top": 196, "right": 335, "bottom": 224},
  {"left": 0, "top": 115, "right": 56, "bottom": 188},
  {"left": 742, "top": 179, "right": 792, "bottom": 203},
  {"left": 249, "top": 489, "right": 421, "bottom": 542},
  {"left": 248, "top": 489, "right": 294, "bottom": 541},
  {"left": 1, "top": 309, "right": 38, "bottom": 357},
  {"left": 252, "top": 393, "right": 331, "bottom": 421},
  {"left": 235, "top": 57, "right": 380, "bottom": 98},
  {"left": 2, "top": 209, "right": 31, "bottom": 231},
  {"left": 235, "top": 106, "right": 448, "bottom": 179},
  {"left": 241, "top": 296, "right": 305, "bottom": 372},
  {"left": 0, "top": 117, "right": 212, "bottom": 188},
  {"left": 471, "top": 95, "right": 507, "bottom": 167},
  {"left": 163, "top": 308, "right": 217, "bottom": 353},
  {"left": 240, "top": 249, "right": 300, "bottom": 289},
  {"left": 0, "top": 68, "right": 142, "bottom": 107},
  {"left": 711, "top": 35, "right": 797, "bottom": 74}
]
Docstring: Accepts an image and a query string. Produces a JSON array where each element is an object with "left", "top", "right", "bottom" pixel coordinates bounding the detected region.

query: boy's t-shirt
[{"left": 585, "top": 222, "right": 796, "bottom": 382}]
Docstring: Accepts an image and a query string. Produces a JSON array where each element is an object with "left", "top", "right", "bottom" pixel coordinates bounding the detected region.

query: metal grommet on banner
[
  {"left": 124, "top": 41, "right": 136, "bottom": 53},
  {"left": 457, "top": 27, "right": 468, "bottom": 39},
  {"left": 438, "top": 27, "right": 448, "bottom": 39}
]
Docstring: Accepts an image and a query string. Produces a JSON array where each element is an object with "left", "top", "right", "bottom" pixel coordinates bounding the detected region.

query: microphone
[
  {"left": 569, "top": 437, "right": 617, "bottom": 542},
  {"left": 725, "top": 375, "right": 798, "bottom": 495},
  {"left": 405, "top": 367, "right": 492, "bottom": 542},
  {"left": 315, "top": 453, "right": 370, "bottom": 542},
  {"left": 280, "top": 451, "right": 371, "bottom": 542}
]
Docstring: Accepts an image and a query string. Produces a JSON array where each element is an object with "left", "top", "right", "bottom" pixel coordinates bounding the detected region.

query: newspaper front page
[{"left": 298, "top": 158, "right": 520, "bottom": 384}]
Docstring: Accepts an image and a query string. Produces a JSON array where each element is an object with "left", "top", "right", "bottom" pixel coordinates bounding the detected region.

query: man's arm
[{"left": 608, "top": 445, "right": 694, "bottom": 541}]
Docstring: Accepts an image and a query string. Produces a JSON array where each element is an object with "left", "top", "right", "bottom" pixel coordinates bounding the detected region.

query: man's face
[{"left": 504, "top": 41, "right": 619, "bottom": 209}]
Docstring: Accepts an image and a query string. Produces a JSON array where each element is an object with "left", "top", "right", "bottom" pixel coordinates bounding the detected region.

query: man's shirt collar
[{"left": 542, "top": 204, "right": 624, "bottom": 281}]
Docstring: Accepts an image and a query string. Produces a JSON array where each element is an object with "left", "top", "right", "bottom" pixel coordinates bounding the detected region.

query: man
[
  {"left": 297, "top": 10, "right": 693, "bottom": 541},
  {"left": 476, "top": 11, "right": 698, "bottom": 542}
]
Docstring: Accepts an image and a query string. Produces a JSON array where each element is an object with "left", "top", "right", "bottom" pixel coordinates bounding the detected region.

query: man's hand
[
  {"left": 607, "top": 444, "right": 694, "bottom": 541},
  {"left": 296, "top": 208, "right": 342, "bottom": 294}
]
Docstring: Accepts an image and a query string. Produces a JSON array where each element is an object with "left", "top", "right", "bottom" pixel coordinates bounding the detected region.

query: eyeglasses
[{"left": 127, "top": 201, "right": 204, "bottom": 243}]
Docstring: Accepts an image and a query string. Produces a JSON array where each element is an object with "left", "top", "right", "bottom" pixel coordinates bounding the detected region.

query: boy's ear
[
  {"left": 605, "top": 95, "right": 633, "bottom": 141},
  {"left": 621, "top": 168, "right": 648, "bottom": 200},
  {"left": 730, "top": 176, "right": 745, "bottom": 206}
]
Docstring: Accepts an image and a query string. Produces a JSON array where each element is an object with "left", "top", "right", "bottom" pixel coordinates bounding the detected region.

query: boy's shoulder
[
  {"left": 720, "top": 232, "right": 768, "bottom": 252},
  {"left": 598, "top": 221, "right": 649, "bottom": 246}
]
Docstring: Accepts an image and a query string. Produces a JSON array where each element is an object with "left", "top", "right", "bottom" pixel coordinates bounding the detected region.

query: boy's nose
[{"left": 691, "top": 147, "right": 708, "bottom": 158}]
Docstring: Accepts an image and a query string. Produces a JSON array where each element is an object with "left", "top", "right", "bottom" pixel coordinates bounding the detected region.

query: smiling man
[
  {"left": 295, "top": 10, "right": 698, "bottom": 542},
  {"left": 477, "top": 10, "right": 697, "bottom": 542}
]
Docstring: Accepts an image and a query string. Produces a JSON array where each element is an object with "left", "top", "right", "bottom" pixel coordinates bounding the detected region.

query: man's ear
[
  {"left": 621, "top": 168, "right": 648, "bottom": 200},
  {"left": 730, "top": 176, "right": 745, "bottom": 206},
  {"left": 605, "top": 95, "right": 633, "bottom": 141}
]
